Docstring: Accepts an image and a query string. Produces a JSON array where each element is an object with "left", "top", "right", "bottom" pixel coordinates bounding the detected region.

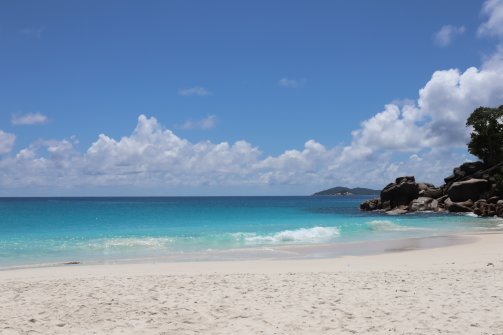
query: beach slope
[{"left": 1, "top": 233, "right": 503, "bottom": 334}]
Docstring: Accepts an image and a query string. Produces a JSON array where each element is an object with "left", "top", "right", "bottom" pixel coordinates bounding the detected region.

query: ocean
[{"left": 1, "top": 196, "right": 501, "bottom": 268}]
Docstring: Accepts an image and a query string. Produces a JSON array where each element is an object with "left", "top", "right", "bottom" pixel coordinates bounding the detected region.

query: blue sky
[{"left": 1, "top": 0, "right": 503, "bottom": 195}]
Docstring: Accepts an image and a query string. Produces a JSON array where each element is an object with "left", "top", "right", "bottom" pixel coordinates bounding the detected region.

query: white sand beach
[{"left": 1, "top": 232, "right": 503, "bottom": 334}]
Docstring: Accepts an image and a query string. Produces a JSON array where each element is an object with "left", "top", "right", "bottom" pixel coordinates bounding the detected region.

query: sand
[{"left": 1, "top": 233, "right": 503, "bottom": 334}]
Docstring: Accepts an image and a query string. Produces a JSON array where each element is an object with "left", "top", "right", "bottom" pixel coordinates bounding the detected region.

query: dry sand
[{"left": 1, "top": 233, "right": 503, "bottom": 334}]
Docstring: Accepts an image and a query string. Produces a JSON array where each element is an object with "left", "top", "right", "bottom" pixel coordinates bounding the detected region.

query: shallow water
[{"left": 0, "top": 196, "right": 501, "bottom": 267}]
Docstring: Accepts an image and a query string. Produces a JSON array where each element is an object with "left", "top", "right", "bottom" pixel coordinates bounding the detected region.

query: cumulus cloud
[
  {"left": 11, "top": 112, "right": 48, "bottom": 125},
  {"left": 0, "top": 114, "right": 472, "bottom": 194},
  {"left": 178, "top": 86, "right": 211, "bottom": 96},
  {"left": 19, "top": 26, "right": 45, "bottom": 39},
  {"left": 2, "top": 0, "right": 503, "bottom": 194},
  {"left": 434, "top": 25, "right": 465, "bottom": 47},
  {"left": 0, "top": 115, "right": 351, "bottom": 191},
  {"left": 0, "top": 68, "right": 499, "bottom": 193},
  {"left": 178, "top": 115, "right": 217, "bottom": 130},
  {"left": 340, "top": 47, "right": 503, "bottom": 163},
  {"left": 0, "top": 115, "right": 265, "bottom": 190},
  {"left": 478, "top": 0, "right": 503, "bottom": 38},
  {"left": 0, "top": 130, "right": 16, "bottom": 154},
  {"left": 327, "top": 0, "right": 503, "bottom": 182},
  {"left": 278, "top": 78, "right": 304, "bottom": 88}
]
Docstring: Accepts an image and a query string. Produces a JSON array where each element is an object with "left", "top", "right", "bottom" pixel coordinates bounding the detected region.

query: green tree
[{"left": 466, "top": 105, "right": 503, "bottom": 165}]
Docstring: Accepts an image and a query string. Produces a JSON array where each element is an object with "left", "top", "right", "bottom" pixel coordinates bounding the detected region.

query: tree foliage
[{"left": 466, "top": 105, "right": 503, "bottom": 165}]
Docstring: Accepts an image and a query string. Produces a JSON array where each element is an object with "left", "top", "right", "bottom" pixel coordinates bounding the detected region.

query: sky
[{"left": 1, "top": 0, "right": 503, "bottom": 196}]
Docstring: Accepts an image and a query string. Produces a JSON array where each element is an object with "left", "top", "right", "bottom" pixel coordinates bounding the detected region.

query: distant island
[{"left": 312, "top": 186, "right": 380, "bottom": 196}]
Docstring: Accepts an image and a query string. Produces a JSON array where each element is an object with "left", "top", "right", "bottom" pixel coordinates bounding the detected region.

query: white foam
[
  {"left": 235, "top": 226, "right": 340, "bottom": 245},
  {"left": 367, "top": 220, "right": 423, "bottom": 232},
  {"left": 87, "top": 237, "right": 174, "bottom": 250}
]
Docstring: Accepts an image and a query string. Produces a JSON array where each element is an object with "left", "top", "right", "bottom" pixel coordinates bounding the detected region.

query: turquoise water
[{"left": 0, "top": 196, "right": 501, "bottom": 268}]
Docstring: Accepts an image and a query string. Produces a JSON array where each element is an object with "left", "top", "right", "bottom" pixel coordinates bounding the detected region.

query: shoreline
[
  {"left": 1, "top": 232, "right": 502, "bottom": 334},
  {"left": 0, "top": 231, "right": 482, "bottom": 273},
  {"left": 1, "top": 231, "right": 501, "bottom": 279}
]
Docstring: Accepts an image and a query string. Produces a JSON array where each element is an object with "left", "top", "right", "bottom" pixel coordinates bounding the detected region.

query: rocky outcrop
[
  {"left": 380, "top": 176, "right": 419, "bottom": 208},
  {"left": 447, "top": 179, "right": 489, "bottom": 202},
  {"left": 359, "top": 198, "right": 381, "bottom": 211},
  {"left": 386, "top": 207, "right": 409, "bottom": 215},
  {"left": 408, "top": 197, "right": 438, "bottom": 212},
  {"left": 444, "top": 161, "right": 486, "bottom": 184},
  {"left": 359, "top": 161, "right": 503, "bottom": 217},
  {"left": 444, "top": 198, "right": 473, "bottom": 212},
  {"left": 360, "top": 176, "right": 437, "bottom": 214},
  {"left": 421, "top": 187, "right": 442, "bottom": 199}
]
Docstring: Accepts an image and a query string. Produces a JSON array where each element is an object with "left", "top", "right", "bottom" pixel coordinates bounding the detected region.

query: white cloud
[
  {"left": 0, "top": 130, "right": 16, "bottom": 154},
  {"left": 0, "top": 115, "right": 345, "bottom": 191},
  {"left": 178, "top": 86, "right": 211, "bottom": 96},
  {"left": 11, "top": 112, "right": 48, "bottom": 125},
  {"left": 2, "top": 56, "right": 502, "bottom": 192},
  {"left": 2, "top": 0, "right": 503, "bottom": 194},
  {"left": 178, "top": 115, "right": 217, "bottom": 130},
  {"left": 324, "top": 0, "right": 503, "bottom": 184},
  {"left": 0, "top": 114, "right": 471, "bottom": 194},
  {"left": 19, "top": 26, "right": 45, "bottom": 39},
  {"left": 278, "top": 78, "right": 304, "bottom": 88},
  {"left": 478, "top": 0, "right": 503, "bottom": 38},
  {"left": 340, "top": 48, "right": 503, "bottom": 163},
  {"left": 0, "top": 115, "right": 264, "bottom": 190},
  {"left": 434, "top": 25, "right": 465, "bottom": 47}
]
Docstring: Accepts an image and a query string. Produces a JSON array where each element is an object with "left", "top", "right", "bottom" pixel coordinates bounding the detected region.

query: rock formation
[
  {"left": 380, "top": 176, "right": 419, "bottom": 208},
  {"left": 447, "top": 179, "right": 489, "bottom": 202},
  {"left": 360, "top": 161, "right": 503, "bottom": 217}
]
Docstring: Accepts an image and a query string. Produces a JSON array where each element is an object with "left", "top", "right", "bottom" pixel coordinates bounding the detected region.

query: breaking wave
[{"left": 234, "top": 226, "right": 340, "bottom": 245}]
